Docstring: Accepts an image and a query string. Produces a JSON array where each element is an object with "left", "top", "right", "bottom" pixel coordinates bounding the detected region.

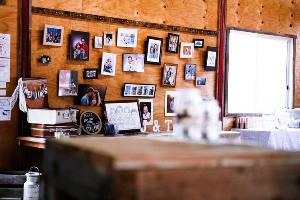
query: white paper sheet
[
  {"left": 0, "top": 82, "right": 6, "bottom": 88},
  {"left": 0, "top": 109, "right": 11, "bottom": 121},
  {"left": 0, "top": 89, "right": 6, "bottom": 96},
  {"left": 0, "top": 33, "right": 10, "bottom": 58},
  {"left": 0, "top": 97, "right": 10, "bottom": 109},
  {"left": 0, "top": 58, "right": 10, "bottom": 82}
]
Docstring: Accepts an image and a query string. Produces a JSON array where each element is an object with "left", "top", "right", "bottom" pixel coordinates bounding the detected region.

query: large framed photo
[
  {"left": 104, "top": 100, "right": 142, "bottom": 133},
  {"left": 117, "top": 28, "right": 138, "bottom": 48},
  {"left": 101, "top": 52, "right": 117, "bottom": 76},
  {"left": 180, "top": 42, "right": 194, "bottom": 58},
  {"left": 70, "top": 30, "right": 90, "bottom": 61},
  {"left": 144, "top": 36, "right": 163, "bottom": 65},
  {"left": 123, "top": 83, "right": 156, "bottom": 98},
  {"left": 166, "top": 33, "right": 179, "bottom": 53},
  {"left": 139, "top": 99, "right": 154, "bottom": 125},
  {"left": 162, "top": 63, "right": 177, "bottom": 87},
  {"left": 123, "top": 54, "right": 144, "bottom": 72},
  {"left": 58, "top": 70, "right": 78, "bottom": 96},
  {"left": 193, "top": 39, "right": 204, "bottom": 48},
  {"left": 165, "top": 91, "right": 178, "bottom": 117},
  {"left": 104, "top": 32, "right": 115, "bottom": 46},
  {"left": 75, "top": 84, "right": 107, "bottom": 106},
  {"left": 94, "top": 36, "right": 103, "bottom": 49},
  {"left": 43, "top": 24, "right": 64, "bottom": 46},
  {"left": 83, "top": 68, "right": 98, "bottom": 79},
  {"left": 205, "top": 46, "right": 218, "bottom": 71},
  {"left": 185, "top": 64, "right": 196, "bottom": 80}
]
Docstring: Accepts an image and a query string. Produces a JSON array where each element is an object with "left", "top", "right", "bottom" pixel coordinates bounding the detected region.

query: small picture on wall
[
  {"left": 117, "top": 28, "right": 138, "bottom": 48},
  {"left": 83, "top": 68, "right": 98, "bottom": 79},
  {"left": 43, "top": 24, "right": 64, "bottom": 46},
  {"left": 162, "top": 63, "right": 177, "bottom": 87},
  {"left": 193, "top": 39, "right": 204, "bottom": 48},
  {"left": 123, "top": 83, "right": 156, "bottom": 98},
  {"left": 70, "top": 30, "right": 89, "bottom": 61},
  {"left": 180, "top": 42, "right": 194, "bottom": 58},
  {"left": 205, "top": 46, "right": 218, "bottom": 71},
  {"left": 123, "top": 54, "right": 144, "bottom": 72},
  {"left": 145, "top": 36, "right": 163, "bottom": 65},
  {"left": 94, "top": 36, "right": 103, "bottom": 49},
  {"left": 58, "top": 70, "right": 78, "bottom": 96},
  {"left": 104, "top": 32, "right": 114, "bottom": 46},
  {"left": 75, "top": 84, "right": 107, "bottom": 106},
  {"left": 101, "top": 52, "right": 117, "bottom": 76},
  {"left": 166, "top": 33, "right": 179, "bottom": 53},
  {"left": 196, "top": 77, "right": 206, "bottom": 86},
  {"left": 139, "top": 99, "right": 154, "bottom": 125},
  {"left": 165, "top": 91, "right": 178, "bottom": 117},
  {"left": 185, "top": 64, "right": 196, "bottom": 80}
]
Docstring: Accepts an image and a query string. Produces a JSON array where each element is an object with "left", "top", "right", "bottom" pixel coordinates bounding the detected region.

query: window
[{"left": 225, "top": 29, "right": 294, "bottom": 115}]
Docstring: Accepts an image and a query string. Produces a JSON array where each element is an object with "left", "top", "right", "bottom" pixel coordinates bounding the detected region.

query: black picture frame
[
  {"left": 204, "top": 46, "right": 218, "bottom": 71},
  {"left": 69, "top": 30, "right": 90, "bottom": 61},
  {"left": 193, "top": 39, "right": 204, "bottom": 48},
  {"left": 166, "top": 33, "right": 180, "bottom": 53},
  {"left": 83, "top": 68, "right": 98, "bottom": 79},
  {"left": 123, "top": 83, "right": 156, "bottom": 98},
  {"left": 144, "top": 36, "right": 163, "bottom": 65},
  {"left": 0, "top": 0, "right": 6, "bottom": 5}
]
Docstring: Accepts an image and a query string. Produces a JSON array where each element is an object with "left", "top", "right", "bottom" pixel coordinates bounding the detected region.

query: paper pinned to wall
[
  {"left": 0, "top": 58, "right": 10, "bottom": 82},
  {"left": 0, "top": 82, "right": 6, "bottom": 88},
  {"left": 0, "top": 33, "right": 10, "bottom": 58},
  {"left": 0, "top": 109, "right": 11, "bottom": 121}
]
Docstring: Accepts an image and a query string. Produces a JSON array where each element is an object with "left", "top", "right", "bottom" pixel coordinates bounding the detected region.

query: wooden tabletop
[{"left": 17, "top": 136, "right": 46, "bottom": 149}]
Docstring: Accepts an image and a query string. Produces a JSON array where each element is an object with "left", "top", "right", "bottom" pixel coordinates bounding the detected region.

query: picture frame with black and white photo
[
  {"left": 144, "top": 36, "right": 163, "bottom": 65},
  {"left": 58, "top": 70, "right": 78, "bottom": 96},
  {"left": 70, "top": 30, "right": 89, "bottom": 61},
  {"left": 123, "top": 83, "right": 156, "bottom": 98},
  {"left": 165, "top": 91, "right": 178, "bottom": 117},
  {"left": 43, "top": 24, "right": 64, "bottom": 46},
  {"left": 138, "top": 99, "right": 154, "bottom": 125},
  {"left": 185, "top": 64, "right": 196, "bottom": 80},
  {"left": 75, "top": 84, "right": 107, "bottom": 106},
  {"left": 101, "top": 52, "right": 117, "bottom": 76},
  {"left": 166, "top": 33, "right": 179, "bottom": 53},
  {"left": 162, "top": 63, "right": 177, "bottom": 87},
  {"left": 83, "top": 68, "right": 98, "bottom": 79}
]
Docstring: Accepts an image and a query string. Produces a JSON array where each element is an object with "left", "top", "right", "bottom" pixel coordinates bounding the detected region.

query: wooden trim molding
[{"left": 31, "top": 7, "right": 218, "bottom": 36}]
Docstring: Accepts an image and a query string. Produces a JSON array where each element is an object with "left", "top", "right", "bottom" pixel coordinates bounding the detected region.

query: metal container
[{"left": 23, "top": 167, "right": 40, "bottom": 200}]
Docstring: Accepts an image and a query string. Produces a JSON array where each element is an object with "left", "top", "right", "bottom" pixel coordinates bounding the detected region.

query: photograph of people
[
  {"left": 117, "top": 28, "right": 138, "bottom": 47},
  {"left": 43, "top": 25, "right": 64, "bottom": 46},
  {"left": 165, "top": 91, "right": 177, "bottom": 117},
  {"left": 104, "top": 32, "right": 114, "bottom": 46},
  {"left": 185, "top": 64, "right": 196, "bottom": 80},
  {"left": 163, "top": 64, "right": 177, "bottom": 87},
  {"left": 167, "top": 34, "right": 179, "bottom": 52},
  {"left": 123, "top": 54, "right": 144, "bottom": 72},
  {"left": 146, "top": 37, "right": 162, "bottom": 64},
  {"left": 70, "top": 31, "right": 89, "bottom": 61},
  {"left": 80, "top": 87, "right": 101, "bottom": 106},
  {"left": 139, "top": 99, "right": 153, "bottom": 125},
  {"left": 101, "top": 52, "right": 116, "bottom": 76},
  {"left": 180, "top": 42, "right": 194, "bottom": 58},
  {"left": 76, "top": 84, "right": 107, "bottom": 107}
]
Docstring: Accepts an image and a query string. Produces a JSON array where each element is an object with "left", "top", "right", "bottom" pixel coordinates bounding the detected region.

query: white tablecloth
[{"left": 234, "top": 128, "right": 300, "bottom": 151}]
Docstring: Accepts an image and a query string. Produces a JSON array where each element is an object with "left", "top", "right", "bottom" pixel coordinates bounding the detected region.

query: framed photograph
[
  {"left": 185, "top": 64, "right": 196, "bottom": 80},
  {"left": 122, "top": 54, "right": 144, "bottom": 72},
  {"left": 166, "top": 33, "right": 179, "bottom": 53},
  {"left": 180, "top": 42, "right": 194, "bottom": 58},
  {"left": 138, "top": 99, "right": 154, "bottom": 125},
  {"left": 101, "top": 52, "right": 117, "bottom": 76},
  {"left": 193, "top": 39, "right": 204, "bottom": 48},
  {"left": 123, "top": 83, "right": 156, "bottom": 98},
  {"left": 43, "top": 24, "right": 64, "bottom": 46},
  {"left": 70, "top": 30, "right": 89, "bottom": 61},
  {"left": 165, "top": 91, "right": 178, "bottom": 117},
  {"left": 205, "top": 46, "right": 218, "bottom": 71},
  {"left": 94, "top": 36, "right": 103, "bottom": 49},
  {"left": 83, "top": 68, "right": 98, "bottom": 79},
  {"left": 75, "top": 84, "right": 107, "bottom": 106},
  {"left": 58, "top": 70, "right": 78, "bottom": 96},
  {"left": 196, "top": 77, "right": 206, "bottom": 86},
  {"left": 162, "top": 63, "right": 177, "bottom": 87},
  {"left": 103, "top": 32, "right": 114, "bottom": 46},
  {"left": 104, "top": 100, "right": 142, "bottom": 133},
  {"left": 144, "top": 36, "right": 163, "bottom": 65},
  {"left": 117, "top": 28, "right": 138, "bottom": 48}
]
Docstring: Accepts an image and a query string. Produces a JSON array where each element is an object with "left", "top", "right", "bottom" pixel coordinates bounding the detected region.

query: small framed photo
[
  {"left": 70, "top": 30, "right": 90, "bottom": 61},
  {"left": 193, "top": 39, "right": 204, "bottom": 48},
  {"left": 139, "top": 99, "right": 154, "bottom": 125},
  {"left": 185, "top": 64, "right": 196, "bottom": 80},
  {"left": 145, "top": 36, "right": 163, "bottom": 65},
  {"left": 83, "top": 68, "right": 98, "bottom": 79},
  {"left": 205, "top": 46, "right": 218, "bottom": 71},
  {"left": 103, "top": 32, "right": 115, "bottom": 46},
  {"left": 180, "top": 42, "right": 194, "bottom": 58},
  {"left": 117, "top": 28, "right": 138, "bottom": 48},
  {"left": 75, "top": 84, "right": 107, "bottom": 106},
  {"left": 123, "top": 54, "right": 144, "bottom": 72},
  {"left": 94, "top": 36, "right": 103, "bottom": 49},
  {"left": 43, "top": 24, "right": 64, "bottom": 46},
  {"left": 104, "top": 100, "right": 142, "bottom": 133},
  {"left": 123, "top": 83, "right": 156, "bottom": 98},
  {"left": 162, "top": 63, "right": 177, "bottom": 87},
  {"left": 101, "top": 52, "right": 117, "bottom": 76},
  {"left": 196, "top": 77, "right": 206, "bottom": 86},
  {"left": 58, "top": 70, "right": 78, "bottom": 96},
  {"left": 165, "top": 91, "right": 178, "bottom": 117},
  {"left": 166, "top": 33, "right": 179, "bottom": 53}
]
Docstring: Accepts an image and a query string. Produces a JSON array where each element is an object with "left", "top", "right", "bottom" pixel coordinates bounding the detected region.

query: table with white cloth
[{"left": 233, "top": 128, "right": 300, "bottom": 151}]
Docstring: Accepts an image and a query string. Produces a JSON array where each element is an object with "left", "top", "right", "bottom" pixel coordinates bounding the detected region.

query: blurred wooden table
[
  {"left": 44, "top": 137, "right": 300, "bottom": 200},
  {"left": 17, "top": 136, "right": 46, "bottom": 149}
]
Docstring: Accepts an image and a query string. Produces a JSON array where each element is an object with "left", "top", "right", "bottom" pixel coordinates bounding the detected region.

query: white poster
[
  {"left": 0, "top": 109, "right": 11, "bottom": 121},
  {"left": 0, "top": 58, "right": 10, "bottom": 82},
  {"left": 0, "top": 33, "right": 10, "bottom": 58}
]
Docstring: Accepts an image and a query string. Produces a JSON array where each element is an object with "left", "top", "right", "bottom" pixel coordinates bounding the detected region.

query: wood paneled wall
[
  {"left": 0, "top": 0, "right": 19, "bottom": 170},
  {"left": 30, "top": 0, "right": 218, "bottom": 131}
]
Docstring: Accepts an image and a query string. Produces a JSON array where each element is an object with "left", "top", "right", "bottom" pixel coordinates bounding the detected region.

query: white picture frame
[
  {"left": 138, "top": 99, "right": 154, "bottom": 125},
  {"left": 165, "top": 91, "right": 178, "bottom": 117},
  {"left": 101, "top": 52, "right": 117, "bottom": 76},
  {"left": 122, "top": 54, "right": 144, "bottom": 72},
  {"left": 43, "top": 24, "right": 64, "bottom": 46},
  {"left": 94, "top": 36, "right": 103, "bottom": 49},
  {"left": 103, "top": 32, "right": 115, "bottom": 46},
  {"left": 180, "top": 42, "right": 194, "bottom": 58},
  {"left": 117, "top": 28, "right": 138, "bottom": 48}
]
